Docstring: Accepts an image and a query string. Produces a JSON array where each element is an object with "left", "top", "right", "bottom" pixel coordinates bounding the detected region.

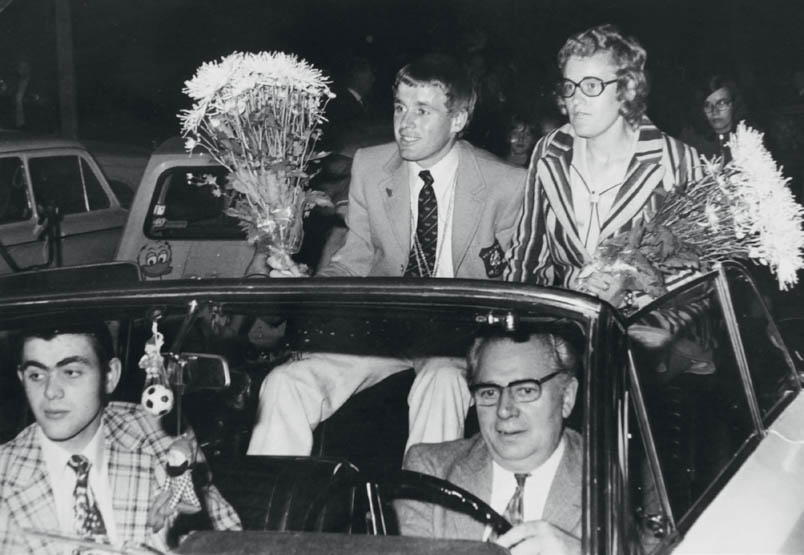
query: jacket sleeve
[
  {"left": 316, "top": 147, "right": 376, "bottom": 277},
  {"left": 494, "top": 165, "right": 527, "bottom": 256},
  {"left": 504, "top": 136, "right": 554, "bottom": 284},
  {"left": 394, "top": 444, "right": 439, "bottom": 538}
]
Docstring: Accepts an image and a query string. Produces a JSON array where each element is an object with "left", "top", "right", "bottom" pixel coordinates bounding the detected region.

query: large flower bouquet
[
  {"left": 179, "top": 51, "right": 334, "bottom": 273},
  {"left": 579, "top": 123, "right": 804, "bottom": 303}
]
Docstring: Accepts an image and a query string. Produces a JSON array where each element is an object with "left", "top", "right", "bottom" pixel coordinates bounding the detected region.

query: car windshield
[{"left": 0, "top": 278, "right": 594, "bottom": 553}]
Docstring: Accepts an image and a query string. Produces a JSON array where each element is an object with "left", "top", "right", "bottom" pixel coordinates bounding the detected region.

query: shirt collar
[
  {"left": 347, "top": 87, "right": 364, "bottom": 105},
  {"left": 409, "top": 142, "right": 460, "bottom": 193},
  {"left": 492, "top": 432, "right": 567, "bottom": 483},
  {"left": 39, "top": 414, "right": 107, "bottom": 479}
]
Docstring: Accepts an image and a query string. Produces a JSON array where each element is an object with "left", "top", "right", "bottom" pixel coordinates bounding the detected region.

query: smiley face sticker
[{"left": 137, "top": 240, "right": 173, "bottom": 279}]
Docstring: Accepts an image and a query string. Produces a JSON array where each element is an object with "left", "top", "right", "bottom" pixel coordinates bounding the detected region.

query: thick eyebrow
[{"left": 19, "top": 355, "right": 93, "bottom": 371}]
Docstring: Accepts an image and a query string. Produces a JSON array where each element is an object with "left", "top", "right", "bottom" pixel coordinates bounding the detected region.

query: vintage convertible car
[{"left": 0, "top": 261, "right": 802, "bottom": 554}]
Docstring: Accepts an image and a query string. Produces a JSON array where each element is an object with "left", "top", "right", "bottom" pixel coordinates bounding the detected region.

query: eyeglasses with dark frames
[
  {"left": 703, "top": 98, "right": 733, "bottom": 113},
  {"left": 469, "top": 370, "right": 563, "bottom": 406},
  {"left": 556, "top": 77, "right": 618, "bottom": 99}
]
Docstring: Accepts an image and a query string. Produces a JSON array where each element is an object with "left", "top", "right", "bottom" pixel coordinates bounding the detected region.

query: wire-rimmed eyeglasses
[
  {"left": 556, "top": 77, "right": 618, "bottom": 98},
  {"left": 469, "top": 371, "right": 562, "bottom": 406},
  {"left": 703, "top": 98, "right": 733, "bottom": 113}
]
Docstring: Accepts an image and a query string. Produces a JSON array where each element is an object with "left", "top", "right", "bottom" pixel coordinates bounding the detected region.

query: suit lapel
[
  {"left": 599, "top": 119, "right": 665, "bottom": 239},
  {"left": 451, "top": 142, "right": 485, "bottom": 271},
  {"left": 105, "top": 410, "right": 154, "bottom": 543},
  {"left": 542, "top": 431, "right": 583, "bottom": 535},
  {"left": 538, "top": 130, "right": 592, "bottom": 263},
  {"left": 443, "top": 435, "right": 492, "bottom": 540},
  {"left": 3, "top": 429, "right": 61, "bottom": 554},
  {"left": 381, "top": 151, "right": 411, "bottom": 257}
]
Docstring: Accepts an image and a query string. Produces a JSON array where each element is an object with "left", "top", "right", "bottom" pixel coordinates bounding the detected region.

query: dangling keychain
[{"left": 139, "top": 321, "right": 174, "bottom": 417}]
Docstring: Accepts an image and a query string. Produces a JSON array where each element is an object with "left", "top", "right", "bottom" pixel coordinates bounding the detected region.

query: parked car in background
[
  {"left": 115, "top": 137, "right": 255, "bottom": 280},
  {"left": 1, "top": 261, "right": 802, "bottom": 553},
  {"left": 116, "top": 137, "right": 341, "bottom": 280},
  {"left": 0, "top": 134, "right": 129, "bottom": 275},
  {"left": 83, "top": 139, "right": 151, "bottom": 208}
]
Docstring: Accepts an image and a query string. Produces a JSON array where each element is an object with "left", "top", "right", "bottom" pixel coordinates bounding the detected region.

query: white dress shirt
[
  {"left": 407, "top": 145, "right": 459, "bottom": 278},
  {"left": 482, "top": 435, "right": 566, "bottom": 541},
  {"left": 39, "top": 419, "right": 119, "bottom": 544}
]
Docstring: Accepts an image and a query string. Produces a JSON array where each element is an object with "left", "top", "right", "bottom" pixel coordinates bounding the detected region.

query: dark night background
[{"left": 0, "top": 0, "right": 802, "bottom": 147}]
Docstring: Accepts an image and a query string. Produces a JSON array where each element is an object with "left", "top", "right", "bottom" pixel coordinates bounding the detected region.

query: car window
[
  {"left": 81, "top": 158, "right": 111, "bottom": 210},
  {"left": 29, "top": 155, "right": 87, "bottom": 215},
  {"left": 724, "top": 265, "right": 800, "bottom": 422},
  {"left": 0, "top": 156, "right": 31, "bottom": 223},
  {"left": 626, "top": 391, "right": 669, "bottom": 555},
  {"left": 144, "top": 166, "right": 245, "bottom": 240},
  {"left": 628, "top": 278, "right": 757, "bottom": 530}
]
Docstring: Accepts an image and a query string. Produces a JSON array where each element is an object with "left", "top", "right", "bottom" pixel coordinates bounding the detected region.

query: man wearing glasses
[
  {"left": 505, "top": 24, "right": 701, "bottom": 308},
  {"left": 397, "top": 329, "right": 581, "bottom": 555}
]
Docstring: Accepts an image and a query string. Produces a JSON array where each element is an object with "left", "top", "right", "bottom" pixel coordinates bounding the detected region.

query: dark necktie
[
  {"left": 67, "top": 454, "right": 108, "bottom": 539},
  {"left": 404, "top": 170, "right": 438, "bottom": 277},
  {"left": 489, "top": 472, "right": 529, "bottom": 542}
]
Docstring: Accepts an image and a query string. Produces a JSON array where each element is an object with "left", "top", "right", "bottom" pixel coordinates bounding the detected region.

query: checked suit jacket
[
  {"left": 0, "top": 402, "right": 241, "bottom": 554},
  {"left": 396, "top": 429, "right": 582, "bottom": 541},
  {"left": 505, "top": 117, "right": 702, "bottom": 288},
  {"left": 317, "top": 140, "right": 526, "bottom": 279}
]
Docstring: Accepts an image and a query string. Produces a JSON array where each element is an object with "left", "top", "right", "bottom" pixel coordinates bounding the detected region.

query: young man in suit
[
  {"left": 248, "top": 53, "right": 526, "bottom": 457},
  {"left": 505, "top": 24, "right": 701, "bottom": 307},
  {"left": 397, "top": 330, "right": 582, "bottom": 555},
  {"left": 0, "top": 321, "right": 241, "bottom": 554}
]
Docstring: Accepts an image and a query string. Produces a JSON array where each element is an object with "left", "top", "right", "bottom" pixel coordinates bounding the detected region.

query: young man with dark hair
[{"left": 0, "top": 322, "right": 241, "bottom": 554}]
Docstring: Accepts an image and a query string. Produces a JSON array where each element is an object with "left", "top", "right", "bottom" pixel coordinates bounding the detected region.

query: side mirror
[{"left": 166, "top": 352, "right": 230, "bottom": 393}]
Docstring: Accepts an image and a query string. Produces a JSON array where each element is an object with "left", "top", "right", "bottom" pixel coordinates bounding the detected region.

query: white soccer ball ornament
[{"left": 142, "top": 383, "right": 174, "bottom": 416}]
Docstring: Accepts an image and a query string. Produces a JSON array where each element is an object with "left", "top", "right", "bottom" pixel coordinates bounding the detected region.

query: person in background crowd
[
  {"left": 505, "top": 24, "right": 701, "bottom": 308},
  {"left": 681, "top": 74, "right": 749, "bottom": 164},
  {"left": 247, "top": 53, "right": 525, "bottom": 458},
  {"left": 504, "top": 114, "right": 538, "bottom": 167}
]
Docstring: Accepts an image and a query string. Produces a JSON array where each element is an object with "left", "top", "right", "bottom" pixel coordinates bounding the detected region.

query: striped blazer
[
  {"left": 0, "top": 402, "right": 241, "bottom": 554},
  {"left": 504, "top": 118, "right": 702, "bottom": 288}
]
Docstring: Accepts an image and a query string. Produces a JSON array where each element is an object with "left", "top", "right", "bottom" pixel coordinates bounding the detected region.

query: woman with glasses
[
  {"left": 505, "top": 24, "right": 702, "bottom": 308},
  {"left": 681, "top": 74, "right": 749, "bottom": 164}
]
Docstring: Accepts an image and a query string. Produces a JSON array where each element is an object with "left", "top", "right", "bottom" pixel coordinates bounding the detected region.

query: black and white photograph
[{"left": 1, "top": 1, "right": 804, "bottom": 553}]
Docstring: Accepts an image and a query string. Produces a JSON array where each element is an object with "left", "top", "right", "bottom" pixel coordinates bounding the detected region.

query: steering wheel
[{"left": 303, "top": 469, "right": 512, "bottom": 536}]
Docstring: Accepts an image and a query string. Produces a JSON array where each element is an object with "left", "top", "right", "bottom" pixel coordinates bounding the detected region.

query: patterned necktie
[
  {"left": 67, "top": 454, "right": 108, "bottom": 538},
  {"left": 404, "top": 170, "right": 438, "bottom": 277},
  {"left": 503, "top": 473, "right": 529, "bottom": 527},
  {"left": 489, "top": 472, "right": 530, "bottom": 542}
]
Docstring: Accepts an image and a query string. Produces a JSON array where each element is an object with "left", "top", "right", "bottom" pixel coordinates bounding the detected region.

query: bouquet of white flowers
[
  {"left": 580, "top": 123, "right": 804, "bottom": 301},
  {"left": 179, "top": 51, "right": 334, "bottom": 272}
]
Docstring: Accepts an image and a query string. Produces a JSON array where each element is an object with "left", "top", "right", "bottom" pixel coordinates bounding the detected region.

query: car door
[
  {"left": 0, "top": 153, "right": 40, "bottom": 272},
  {"left": 17, "top": 148, "right": 127, "bottom": 272},
  {"left": 624, "top": 264, "right": 804, "bottom": 554}
]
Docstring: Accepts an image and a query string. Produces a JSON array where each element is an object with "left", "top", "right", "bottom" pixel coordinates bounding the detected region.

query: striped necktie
[
  {"left": 67, "top": 454, "right": 108, "bottom": 539},
  {"left": 404, "top": 169, "right": 438, "bottom": 277}
]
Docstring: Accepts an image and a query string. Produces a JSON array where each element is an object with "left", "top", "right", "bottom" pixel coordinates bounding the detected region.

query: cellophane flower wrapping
[
  {"left": 581, "top": 123, "right": 804, "bottom": 299},
  {"left": 178, "top": 51, "right": 334, "bottom": 259}
]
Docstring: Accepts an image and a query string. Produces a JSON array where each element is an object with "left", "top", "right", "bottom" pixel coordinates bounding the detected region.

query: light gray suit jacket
[
  {"left": 396, "top": 429, "right": 582, "bottom": 541},
  {"left": 317, "top": 140, "right": 525, "bottom": 278}
]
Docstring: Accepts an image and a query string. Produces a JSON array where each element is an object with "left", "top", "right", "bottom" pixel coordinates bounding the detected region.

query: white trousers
[{"left": 246, "top": 352, "right": 472, "bottom": 456}]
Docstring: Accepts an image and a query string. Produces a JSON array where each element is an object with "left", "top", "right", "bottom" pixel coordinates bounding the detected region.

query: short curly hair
[{"left": 557, "top": 24, "right": 649, "bottom": 127}]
